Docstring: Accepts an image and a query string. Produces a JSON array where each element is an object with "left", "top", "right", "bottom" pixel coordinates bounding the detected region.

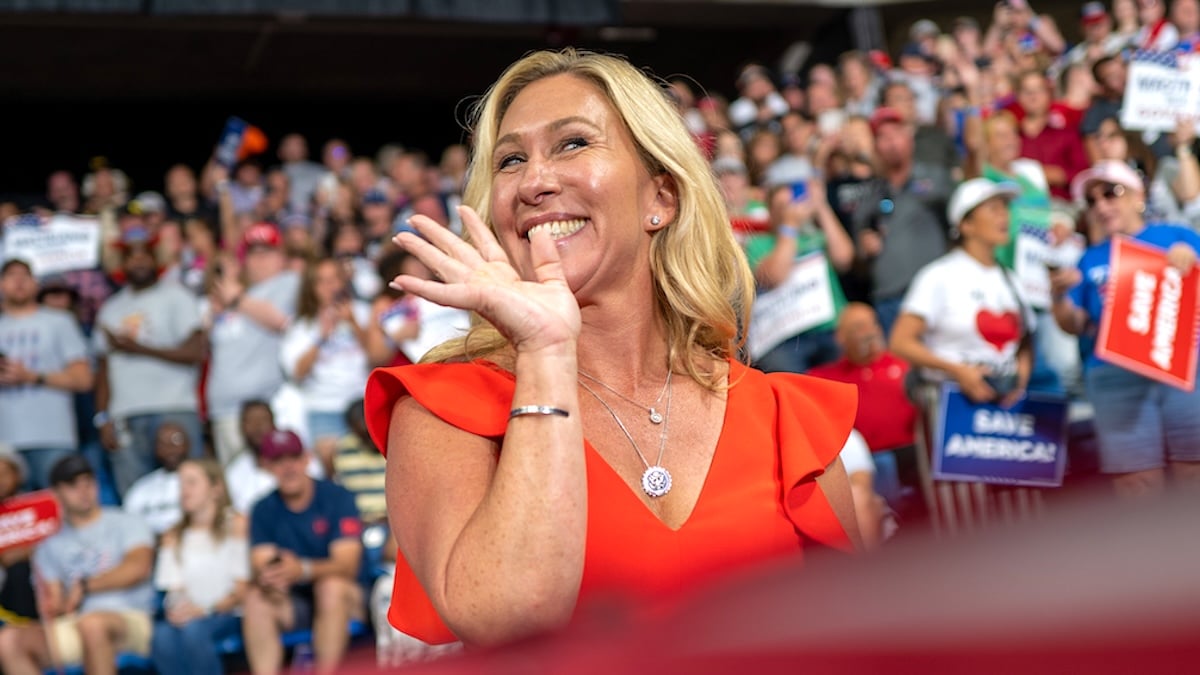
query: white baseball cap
[
  {"left": 1070, "top": 160, "right": 1144, "bottom": 206},
  {"left": 947, "top": 178, "right": 1020, "bottom": 226}
]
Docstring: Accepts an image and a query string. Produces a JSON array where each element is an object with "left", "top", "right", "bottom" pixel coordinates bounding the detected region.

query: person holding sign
[
  {"left": 365, "top": 48, "right": 860, "bottom": 648},
  {"left": 744, "top": 180, "right": 854, "bottom": 373},
  {"left": 1050, "top": 160, "right": 1200, "bottom": 497},
  {"left": 890, "top": 178, "right": 1038, "bottom": 531}
]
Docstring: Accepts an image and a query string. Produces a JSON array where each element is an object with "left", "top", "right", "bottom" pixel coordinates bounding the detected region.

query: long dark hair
[{"left": 296, "top": 256, "right": 346, "bottom": 320}]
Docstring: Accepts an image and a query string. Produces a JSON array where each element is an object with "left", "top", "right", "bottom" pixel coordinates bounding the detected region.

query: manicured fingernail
[{"left": 388, "top": 281, "right": 404, "bottom": 291}]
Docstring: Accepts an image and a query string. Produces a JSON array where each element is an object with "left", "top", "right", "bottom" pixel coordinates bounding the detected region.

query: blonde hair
[{"left": 423, "top": 48, "right": 755, "bottom": 388}]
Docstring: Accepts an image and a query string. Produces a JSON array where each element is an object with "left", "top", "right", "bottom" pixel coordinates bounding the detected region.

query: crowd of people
[{"left": 2, "top": 0, "right": 1200, "bottom": 670}]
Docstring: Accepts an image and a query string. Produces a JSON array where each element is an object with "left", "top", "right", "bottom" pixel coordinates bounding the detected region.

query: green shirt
[{"left": 743, "top": 227, "right": 847, "bottom": 334}]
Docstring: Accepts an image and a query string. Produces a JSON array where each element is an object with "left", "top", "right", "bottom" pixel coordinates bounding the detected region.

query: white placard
[
  {"left": 747, "top": 252, "right": 836, "bottom": 360},
  {"left": 1120, "top": 50, "right": 1200, "bottom": 133},
  {"left": 2, "top": 215, "right": 101, "bottom": 276}
]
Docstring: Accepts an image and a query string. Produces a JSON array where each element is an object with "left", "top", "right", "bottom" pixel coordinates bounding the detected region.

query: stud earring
[{"left": 650, "top": 215, "right": 662, "bottom": 226}]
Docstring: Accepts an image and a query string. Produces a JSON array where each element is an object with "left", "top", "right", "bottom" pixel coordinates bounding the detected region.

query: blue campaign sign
[{"left": 932, "top": 383, "right": 1068, "bottom": 488}]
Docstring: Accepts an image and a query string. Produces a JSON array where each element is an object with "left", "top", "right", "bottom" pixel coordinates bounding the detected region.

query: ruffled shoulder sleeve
[
  {"left": 751, "top": 364, "right": 858, "bottom": 551},
  {"left": 364, "top": 360, "right": 516, "bottom": 456},
  {"left": 362, "top": 360, "right": 515, "bottom": 645}
]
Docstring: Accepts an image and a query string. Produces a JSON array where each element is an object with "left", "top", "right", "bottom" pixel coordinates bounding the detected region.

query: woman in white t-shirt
[
  {"left": 891, "top": 179, "right": 1034, "bottom": 404},
  {"left": 890, "top": 178, "right": 1038, "bottom": 533},
  {"left": 151, "top": 458, "right": 248, "bottom": 675},
  {"left": 280, "top": 257, "right": 384, "bottom": 470}
]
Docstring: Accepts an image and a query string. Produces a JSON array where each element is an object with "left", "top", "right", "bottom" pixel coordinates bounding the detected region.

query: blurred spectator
[
  {"left": 1051, "top": 62, "right": 1096, "bottom": 133},
  {"left": 332, "top": 400, "right": 387, "bottom": 525},
  {"left": 744, "top": 181, "right": 853, "bottom": 373},
  {"left": 763, "top": 111, "right": 818, "bottom": 189},
  {"left": 891, "top": 179, "right": 1032, "bottom": 404},
  {"left": 891, "top": 179, "right": 1038, "bottom": 533},
  {"left": 164, "top": 164, "right": 217, "bottom": 225},
  {"left": 361, "top": 188, "right": 396, "bottom": 259},
  {"left": 839, "top": 50, "right": 880, "bottom": 117},
  {"left": 0, "top": 455, "right": 154, "bottom": 675},
  {"left": 1135, "top": 0, "right": 1181, "bottom": 50},
  {"left": 122, "top": 421, "right": 190, "bottom": 536},
  {"left": 1060, "top": 2, "right": 1130, "bottom": 71},
  {"left": 1114, "top": 0, "right": 1143, "bottom": 43},
  {"left": 369, "top": 249, "right": 419, "bottom": 368},
  {"left": 45, "top": 170, "right": 81, "bottom": 214},
  {"left": 280, "top": 257, "right": 378, "bottom": 474},
  {"left": 152, "top": 458, "right": 248, "bottom": 675},
  {"left": 1051, "top": 161, "right": 1200, "bottom": 498},
  {"left": 1013, "top": 70, "right": 1089, "bottom": 200},
  {"left": 225, "top": 399, "right": 279, "bottom": 514},
  {"left": 244, "top": 429, "right": 365, "bottom": 674},
  {"left": 82, "top": 163, "right": 130, "bottom": 216},
  {"left": 850, "top": 107, "right": 953, "bottom": 335},
  {"left": 328, "top": 221, "right": 382, "bottom": 301},
  {"left": 1081, "top": 55, "right": 1128, "bottom": 157},
  {"left": 438, "top": 144, "right": 470, "bottom": 195},
  {"left": 94, "top": 226, "right": 205, "bottom": 494},
  {"left": 809, "top": 303, "right": 919, "bottom": 511},
  {"left": 728, "top": 63, "right": 788, "bottom": 141},
  {"left": 0, "top": 443, "right": 37, "bottom": 624},
  {"left": 279, "top": 133, "right": 326, "bottom": 215},
  {"left": 1150, "top": 119, "right": 1200, "bottom": 229},
  {"left": 204, "top": 223, "right": 299, "bottom": 465},
  {"left": 0, "top": 258, "right": 94, "bottom": 489},
  {"left": 316, "top": 138, "right": 352, "bottom": 207},
  {"left": 1175, "top": 0, "right": 1200, "bottom": 50},
  {"left": 226, "top": 161, "right": 265, "bottom": 217},
  {"left": 390, "top": 150, "right": 449, "bottom": 228},
  {"left": 879, "top": 79, "right": 959, "bottom": 171}
]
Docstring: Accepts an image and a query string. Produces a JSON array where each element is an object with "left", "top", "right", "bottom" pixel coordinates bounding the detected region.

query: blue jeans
[
  {"left": 18, "top": 447, "right": 76, "bottom": 491},
  {"left": 111, "top": 411, "right": 204, "bottom": 496},
  {"left": 754, "top": 328, "right": 840, "bottom": 374},
  {"left": 873, "top": 295, "right": 905, "bottom": 339},
  {"left": 151, "top": 613, "right": 241, "bottom": 675}
]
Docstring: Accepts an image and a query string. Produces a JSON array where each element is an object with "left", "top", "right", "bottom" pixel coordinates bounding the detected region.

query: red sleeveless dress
[{"left": 364, "top": 359, "right": 857, "bottom": 644}]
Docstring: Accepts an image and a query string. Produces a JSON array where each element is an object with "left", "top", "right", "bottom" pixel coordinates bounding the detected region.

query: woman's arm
[
  {"left": 889, "top": 313, "right": 997, "bottom": 403},
  {"left": 384, "top": 207, "right": 587, "bottom": 647},
  {"left": 385, "top": 348, "right": 585, "bottom": 647}
]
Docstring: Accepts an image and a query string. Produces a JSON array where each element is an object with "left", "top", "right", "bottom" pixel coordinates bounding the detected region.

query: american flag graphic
[{"left": 1131, "top": 49, "right": 1179, "bottom": 69}]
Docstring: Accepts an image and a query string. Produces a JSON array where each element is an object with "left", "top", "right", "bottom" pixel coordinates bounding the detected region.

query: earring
[{"left": 650, "top": 215, "right": 662, "bottom": 226}]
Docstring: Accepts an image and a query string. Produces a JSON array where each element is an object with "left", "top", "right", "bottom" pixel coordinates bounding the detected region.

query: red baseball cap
[
  {"left": 258, "top": 429, "right": 304, "bottom": 461},
  {"left": 237, "top": 222, "right": 283, "bottom": 260},
  {"left": 869, "top": 107, "right": 906, "bottom": 135}
]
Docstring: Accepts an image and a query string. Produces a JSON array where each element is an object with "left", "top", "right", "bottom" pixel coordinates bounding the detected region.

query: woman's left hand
[{"left": 1166, "top": 243, "right": 1197, "bottom": 275}]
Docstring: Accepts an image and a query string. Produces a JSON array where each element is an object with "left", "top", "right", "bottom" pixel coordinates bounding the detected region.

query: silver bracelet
[{"left": 509, "top": 405, "right": 570, "bottom": 420}]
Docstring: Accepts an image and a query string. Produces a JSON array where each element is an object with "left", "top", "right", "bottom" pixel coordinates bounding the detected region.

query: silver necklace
[
  {"left": 577, "top": 368, "right": 671, "bottom": 424},
  {"left": 578, "top": 373, "right": 674, "bottom": 498}
]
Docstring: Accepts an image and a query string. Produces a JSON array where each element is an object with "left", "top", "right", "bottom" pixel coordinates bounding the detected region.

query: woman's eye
[
  {"left": 497, "top": 154, "right": 524, "bottom": 170},
  {"left": 561, "top": 136, "right": 589, "bottom": 152}
]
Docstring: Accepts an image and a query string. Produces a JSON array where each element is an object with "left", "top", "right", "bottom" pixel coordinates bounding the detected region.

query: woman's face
[
  {"left": 178, "top": 463, "right": 215, "bottom": 516},
  {"left": 489, "top": 74, "right": 674, "bottom": 296},
  {"left": 962, "top": 197, "right": 1012, "bottom": 248},
  {"left": 1114, "top": 0, "right": 1138, "bottom": 24},
  {"left": 1016, "top": 75, "right": 1051, "bottom": 117},
  {"left": 986, "top": 119, "right": 1022, "bottom": 167},
  {"left": 749, "top": 132, "right": 782, "bottom": 168},
  {"left": 1093, "top": 119, "right": 1128, "bottom": 161},
  {"left": 314, "top": 260, "right": 346, "bottom": 305},
  {"left": 1086, "top": 181, "right": 1143, "bottom": 236}
]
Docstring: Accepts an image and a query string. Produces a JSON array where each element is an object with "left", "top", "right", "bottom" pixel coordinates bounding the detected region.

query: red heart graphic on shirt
[{"left": 975, "top": 310, "right": 1021, "bottom": 352}]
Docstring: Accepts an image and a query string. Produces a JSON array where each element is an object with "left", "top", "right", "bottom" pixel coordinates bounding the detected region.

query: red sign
[
  {"left": 1096, "top": 237, "right": 1200, "bottom": 391},
  {"left": 0, "top": 490, "right": 61, "bottom": 554}
]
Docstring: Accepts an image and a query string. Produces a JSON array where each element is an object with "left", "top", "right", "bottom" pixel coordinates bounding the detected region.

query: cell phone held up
[{"left": 790, "top": 181, "right": 808, "bottom": 203}]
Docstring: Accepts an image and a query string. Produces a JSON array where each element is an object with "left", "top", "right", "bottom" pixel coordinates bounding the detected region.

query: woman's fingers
[
  {"left": 406, "top": 214, "right": 485, "bottom": 269},
  {"left": 528, "top": 228, "right": 568, "bottom": 286},
  {"left": 458, "top": 205, "right": 510, "bottom": 264},
  {"left": 392, "top": 231, "right": 472, "bottom": 283}
]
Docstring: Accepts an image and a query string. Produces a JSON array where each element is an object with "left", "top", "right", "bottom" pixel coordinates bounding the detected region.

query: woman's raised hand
[{"left": 390, "top": 205, "right": 581, "bottom": 354}]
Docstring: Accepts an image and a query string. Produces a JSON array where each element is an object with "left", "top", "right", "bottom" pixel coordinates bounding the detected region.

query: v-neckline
[{"left": 581, "top": 362, "right": 738, "bottom": 533}]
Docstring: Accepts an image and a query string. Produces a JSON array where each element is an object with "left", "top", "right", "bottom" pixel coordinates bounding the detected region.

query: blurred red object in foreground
[{"left": 369, "top": 488, "right": 1200, "bottom": 675}]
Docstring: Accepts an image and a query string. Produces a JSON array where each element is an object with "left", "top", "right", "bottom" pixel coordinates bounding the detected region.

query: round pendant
[
  {"left": 641, "top": 465, "right": 672, "bottom": 498},
  {"left": 649, "top": 409, "right": 664, "bottom": 424}
]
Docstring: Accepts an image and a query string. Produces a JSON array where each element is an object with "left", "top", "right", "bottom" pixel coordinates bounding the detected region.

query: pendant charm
[
  {"left": 642, "top": 465, "right": 672, "bottom": 498},
  {"left": 649, "top": 408, "right": 663, "bottom": 424}
]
